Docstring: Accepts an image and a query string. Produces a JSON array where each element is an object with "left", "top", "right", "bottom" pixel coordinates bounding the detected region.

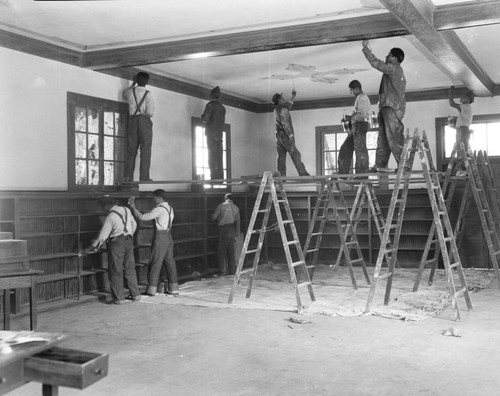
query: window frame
[
  {"left": 191, "top": 117, "right": 231, "bottom": 188},
  {"left": 316, "top": 124, "right": 378, "bottom": 175},
  {"left": 436, "top": 113, "right": 500, "bottom": 171},
  {"left": 67, "top": 92, "right": 128, "bottom": 191}
]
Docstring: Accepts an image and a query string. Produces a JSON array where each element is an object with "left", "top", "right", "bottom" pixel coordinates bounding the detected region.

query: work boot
[
  {"left": 145, "top": 285, "right": 157, "bottom": 296},
  {"left": 166, "top": 283, "right": 179, "bottom": 297}
]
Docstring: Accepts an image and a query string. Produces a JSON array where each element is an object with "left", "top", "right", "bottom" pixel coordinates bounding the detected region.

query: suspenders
[
  {"left": 156, "top": 204, "right": 172, "bottom": 230},
  {"left": 132, "top": 88, "right": 149, "bottom": 116},
  {"left": 110, "top": 207, "right": 129, "bottom": 235}
]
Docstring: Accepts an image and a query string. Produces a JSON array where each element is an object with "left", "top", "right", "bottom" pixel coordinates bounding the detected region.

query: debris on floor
[
  {"left": 441, "top": 327, "right": 461, "bottom": 337},
  {"left": 289, "top": 317, "right": 312, "bottom": 324}
]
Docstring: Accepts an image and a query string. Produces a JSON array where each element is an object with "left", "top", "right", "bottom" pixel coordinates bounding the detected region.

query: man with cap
[
  {"left": 129, "top": 189, "right": 179, "bottom": 296},
  {"left": 83, "top": 197, "right": 141, "bottom": 305},
  {"left": 201, "top": 86, "right": 226, "bottom": 180},
  {"left": 271, "top": 89, "right": 310, "bottom": 177},
  {"left": 212, "top": 193, "right": 241, "bottom": 276},
  {"left": 123, "top": 71, "right": 155, "bottom": 182}
]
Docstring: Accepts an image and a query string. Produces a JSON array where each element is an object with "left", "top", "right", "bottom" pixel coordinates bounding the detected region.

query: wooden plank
[{"left": 434, "top": 0, "right": 500, "bottom": 31}]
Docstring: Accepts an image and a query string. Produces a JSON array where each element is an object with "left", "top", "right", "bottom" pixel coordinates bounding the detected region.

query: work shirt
[
  {"left": 455, "top": 103, "right": 473, "bottom": 128},
  {"left": 94, "top": 205, "right": 137, "bottom": 246},
  {"left": 274, "top": 101, "right": 295, "bottom": 137},
  {"left": 351, "top": 92, "right": 371, "bottom": 123},
  {"left": 362, "top": 46, "right": 406, "bottom": 121},
  {"left": 212, "top": 200, "right": 240, "bottom": 229},
  {"left": 123, "top": 86, "right": 155, "bottom": 117},
  {"left": 132, "top": 202, "right": 174, "bottom": 231},
  {"left": 201, "top": 99, "right": 226, "bottom": 135}
]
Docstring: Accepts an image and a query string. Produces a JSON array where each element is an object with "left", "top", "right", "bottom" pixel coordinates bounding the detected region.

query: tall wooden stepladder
[
  {"left": 365, "top": 130, "right": 417, "bottom": 313},
  {"left": 227, "top": 171, "right": 315, "bottom": 312},
  {"left": 415, "top": 131, "right": 472, "bottom": 320},
  {"left": 477, "top": 150, "right": 500, "bottom": 228},
  {"left": 303, "top": 179, "right": 370, "bottom": 287}
]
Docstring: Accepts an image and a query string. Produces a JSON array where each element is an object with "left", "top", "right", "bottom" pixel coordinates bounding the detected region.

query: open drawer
[{"left": 24, "top": 347, "right": 108, "bottom": 390}]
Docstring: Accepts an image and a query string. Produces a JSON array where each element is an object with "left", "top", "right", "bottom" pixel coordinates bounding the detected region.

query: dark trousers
[
  {"left": 337, "top": 121, "right": 369, "bottom": 174},
  {"left": 147, "top": 230, "right": 178, "bottom": 293},
  {"left": 276, "top": 132, "right": 309, "bottom": 176},
  {"left": 108, "top": 235, "right": 140, "bottom": 301},
  {"left": 125, "top": 114, "right": 153, "bottom": 181},
  {"left": 218, "top": 224, "right": 236, "bottom": 275},
  {"left": 375, "top": 107, "right": 404, "bottom": 168},
  {"left": 206, "top": 132, "right": 224, "bottom": 180}
]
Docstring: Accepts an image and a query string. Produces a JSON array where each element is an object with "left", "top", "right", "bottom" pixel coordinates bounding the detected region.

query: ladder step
[
  {"left": 297, "top": 281, "right": 312, "bottom": 288},
  {"left": 282, "top": 220, "right": 293, "bottom": 224},
  {"left": 286, "top": 240, "right": 299, "bottom": 246},
  {"left": 251, "top": 229, "right": 266, "bottom": 234},
  {"left": 240, "top": 268, "right": 254, "bottom": 276},
  {"left": 422, "top": 258, "right": 437, "bottom": 266},
  {"left": 449, "top": 262, "right": 460, "bottom": 269},
  {"left": 306, "top": 248, "right": 320, "bottom": 254},
  {"left": 350, "top": 258, "right": 364, "bottom": 265},
  {"left": 346, "top": 241, "right": 358, "bottom": 247},
  {"left": 311, "top": 232, "right": 322, "bottom": 236},
  {"left": 454, "top": 287, "right": 466, "bottom": 298},
  {"left": 245, "top": 249, "right": 258, "bottom": 254},
  {"left": 292, "top": 260, "right": 306, "bottom": 268},
  {"left": 256, "top": 209, "right": 269, "bottom": 213},
  {"left": 376, "top": 272, "right": 392, "bottom": 280}
]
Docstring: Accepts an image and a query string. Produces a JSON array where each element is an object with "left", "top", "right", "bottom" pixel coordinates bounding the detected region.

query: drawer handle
[{"left": 94, "top": 369, "right": 103, "bottom": 375}]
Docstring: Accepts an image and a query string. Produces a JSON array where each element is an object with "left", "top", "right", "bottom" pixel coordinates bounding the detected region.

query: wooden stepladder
[
  {"left": 227, "top": 171, "right": 315, "bottom": 311},
  {"left": 416, "top": 144, "right": 500, "bottom": 292},
  {"left": 303, "top": 179, "right": 370, "bottom": 287},
  {"left": 365, "top": 130, "right": 417, "bottom": 313},
  {"left": 413, "top": 132, "right": 472, "bottom": 320},
  {"left": 477, "top": 150, "right": 500, "bottom": 228}
]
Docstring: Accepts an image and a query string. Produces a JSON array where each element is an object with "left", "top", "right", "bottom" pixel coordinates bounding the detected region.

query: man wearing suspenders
[
  {"left": 129, "top": 189, "right": 179, "bottom": 296},
  {"left": 123, "top": 72, "right": 155, "bottom": 183},
  {"left": 84, "top": 197, "right": 141, "bottom": 305}
]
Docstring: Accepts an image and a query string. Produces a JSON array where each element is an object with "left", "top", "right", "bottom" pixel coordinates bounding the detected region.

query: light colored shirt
[
  {"left": 351, "top": 92, "right": 371, "bottom": 123},
  {"left": 212, "top": 200, "right": 240, "bottom": 230},
  {"left": 455, "top": 103, "right": 473, "bottom": 128},
  {"left": 123, "top": 86, "right": 155, "bottom": 117},
  {"left": 94, "top": 205, "right": 137, "bottom": 246},
  {"left": 132, "top": 202, "right": 174, "bottom": 231},
  {"left": 362, "top": 46, "right": 406, "bottom": 121}
]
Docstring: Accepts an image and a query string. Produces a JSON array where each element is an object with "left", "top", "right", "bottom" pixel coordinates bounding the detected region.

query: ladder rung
[
  {"left": 350, "top": 258, "right": 364, "bottom": 265},
  {"left": 306, "top": 265, "right": 315, "bottom": 270},
  {"left": 384, "top": 248, "right": 397, "bottom": 254},
  {"left": 245, "top": 249, "right": 259, "bottom": 254},
  {"left": 376, "top": 272, "right": 392, "bottom": 280},
  {"left": 306, "top": 248, "right": 320, "bottom": 254},
  {"left": 311, "top": 232, "right": 322, "bottom": 236},
  {"left": 282, "top": 220, "right": 293, "bottom": 224},
  {"left": 449, "top": 262, "right": 460, "bottom": 269},
  {"left": 277, "top": 199, "right": 286, "bottom": 203},
  {"left": 346, "top": 241, "right": 358, "bottom": 247},
  {"left": 256, "top": 209, "right": 269, "bottom": 213},
  {"left": 286, "top": 240, "right": 299, "bottom": 246},
  {"left": 297, "top": 281, "right": 312, "bottom": 288},
  {"left": 251, "top": 229, "right": 266, "bottom": 234},
  {"left": 422, "top": 258, "right": 437, "bottom": 266},
  {"left": 443, "top": 237, "right": 453, "bottom": 243},
  {"left": 454, "top": 287, "right": 466, "bottom": 298},
  {"left": 292, "top": 260, "right": 306, "bottom": 267},
  {"left": 239, "top": 268, "right": 254, "bottom": 275}
]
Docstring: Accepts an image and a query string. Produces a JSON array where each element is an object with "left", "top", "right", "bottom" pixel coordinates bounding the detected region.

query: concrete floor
[{"left": 7, "top": 271, "right": 500, "bottom": 396}]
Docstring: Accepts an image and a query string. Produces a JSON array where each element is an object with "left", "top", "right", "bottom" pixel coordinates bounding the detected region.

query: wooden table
[{"left": 0, "top": 270, "right": 43, "bottom": 331}]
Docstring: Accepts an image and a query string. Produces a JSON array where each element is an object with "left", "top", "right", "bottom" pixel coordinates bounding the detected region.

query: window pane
[
  {"left": 89, "top": 161, "right": 99, "bottom": 185},
  {"left": 368, "top": 150, "right": 376, "bottom": 168},
  {"left": 75, "top": 107, "right": 87, "bottom": 132},
  {"left": 75, "top": 160, "right": 87, "bottom": 185},
  {"left": 114, "top": 138, "right": 125, "bottom": 161},
  {"left": 444, "top": 126, "right": 455, "bottom": 157},
  {"left": 104, "top": 162, "right": 114, "bottom": 185},
  {"left": 104, "top": 112, "right": 115, "bottom": 136},
  {"left": 88, "top": 134, "right": 99, "bottom": 160},
  {"left": 324, "top": 134, "right": 335, "bottom": 151},
  {"left": 336, "top": 132, "right": 348, "bottom": 149},
  {"left": 486, "top": 123, "right": 500, "bottom": 156},
  {"left": 366, "top": 131, "right": 378, "bottom": 149},
  {"left": 88, "top": 109, "right": 99, "bottom": 133},
  {"left": 196, "top": 127, "right": 204, "bottom": 147},
  {"left": 104, "top": 136, "right": 114, "bottom": 160},
  {"left": 75, "top": 133, "right": 87, "bottom": 158},
  {"left": 324, "top": 152, "right": 336, "bottom": 171},
  {"left": 470, "top": 124, "right": 487, "bottom": 151},
  {"left": 116, "top": 113, "right": 126, "bottom": 137}
]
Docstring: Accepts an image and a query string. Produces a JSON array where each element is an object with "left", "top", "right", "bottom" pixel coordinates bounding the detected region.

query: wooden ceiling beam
[
  {"left": 379, "top": 0, "right": 495, "bottom": 96},
  {"left": 434, "top": 0, "right": 500, "bottom": 31},
  {"left": 82, "top": 13, "right": 409, "bottom": 70}
]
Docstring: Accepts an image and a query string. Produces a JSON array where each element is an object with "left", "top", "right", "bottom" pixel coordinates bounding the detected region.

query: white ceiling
[{"left": 1, "top": 0, "right": 499, "bottom": 104}]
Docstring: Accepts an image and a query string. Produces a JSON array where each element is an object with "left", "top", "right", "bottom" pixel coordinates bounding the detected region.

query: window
[
  {"left": 316, "top": 125, "right": 378, "bottom": 175},
  {"left": 191, "top": 117, "right": 231, "bottom": 188},
  {"left": 67, "top": 92, "right": 128, "bottom": 190},
  {"left": 436, "top": 114, "right": 500, "bottom": 170}
]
